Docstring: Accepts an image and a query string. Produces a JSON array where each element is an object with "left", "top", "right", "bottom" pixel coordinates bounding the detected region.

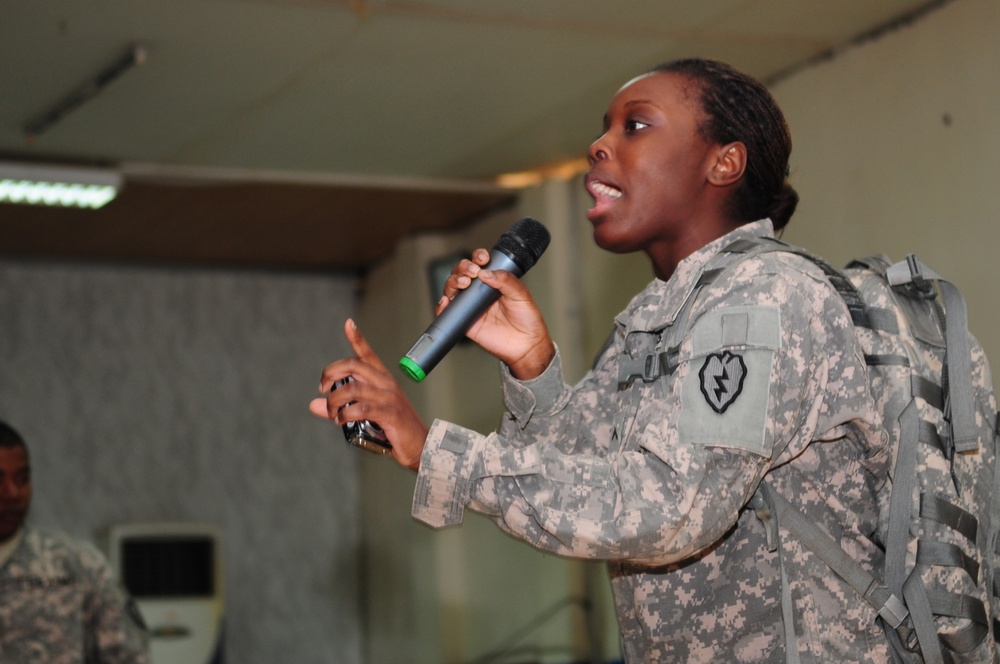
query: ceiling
[{"left": 0, "top": 0, "right": 946, "bottom": 272}]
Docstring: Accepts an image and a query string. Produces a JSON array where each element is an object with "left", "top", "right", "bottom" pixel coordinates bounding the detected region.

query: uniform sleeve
[
  {"left": 80, "top": 543, "right": 150, "bottom": 664},
  {"left": 413, "top": 255, "right": 881, "bottom": 565}
]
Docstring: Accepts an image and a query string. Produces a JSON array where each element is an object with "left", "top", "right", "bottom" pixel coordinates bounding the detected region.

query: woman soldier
[{"left": 311, "top": 58, "right": 890, "bottom": 662}]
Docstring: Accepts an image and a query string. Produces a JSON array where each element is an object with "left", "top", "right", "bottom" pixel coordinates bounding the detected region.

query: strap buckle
[
  {"left": 618, "top": 349, "right": 679, "bottom": 388},
  {"left": 618, "top": 353, "right": 662, "bottom": 387},
  {"left": 888, "top": 254, "right": 937, "bottom": 300},
  {"left": 864, "top": 580, "right": 909, "bottom": 629}
]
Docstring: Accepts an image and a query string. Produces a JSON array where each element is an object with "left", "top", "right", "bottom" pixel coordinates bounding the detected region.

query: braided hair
[{"left": 651, "top": 58, "right": 799, "bottom": 231}]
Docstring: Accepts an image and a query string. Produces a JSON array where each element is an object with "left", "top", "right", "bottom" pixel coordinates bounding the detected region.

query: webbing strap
[
  {"left": 916, "top": 539, "right": 980, "bottom": 583},
  {"left": 865, "top": 353, "right": 909, "bottom": 367},
  {"left": 824, "top": 272, "right": 872, "bottom": 329},
  {"left": 753, "top": 483, "right": 803, "bottom": 664},
  {"left": 938, "top": 279, "right": 977, "bottom": 453},
  {"left": 902, "top": 573, "right": 947, "bottom": 664},
  {"left": 865, "top": 307, "right": 901, "bottom": 335},
  {"left": 919, "top": 420, "right": 945, "bottom": 456},
  {"left": 886, "top": 402, "right": 921, "bottom": 610},
  {"left": 887, "top": 256, "right": 978, "bottom": 452},
  {"left": 993, "top": 412, "right": 1000, "bottom": 645},
  {"left": 721, "top": 237, "right": 875, "bottom": 329},
  {"left": 920, "top": 494, "right": 978, "bottom": 543},
  {"left": 925, "top": 590, "right": 989, "bottom": 653},
  {"left": 755, "top": 482, "right": 909, "bottom": 629},
  {"left": 882, "top": 400, "right": 947, "bottom": 661},
  {"left": 912, "top": 375, "right": 945, "bottom": 411}
]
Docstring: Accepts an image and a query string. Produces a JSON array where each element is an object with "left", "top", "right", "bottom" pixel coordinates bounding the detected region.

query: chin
[{"left": 592, "top": 228, "right": 635, "bottom": 255}]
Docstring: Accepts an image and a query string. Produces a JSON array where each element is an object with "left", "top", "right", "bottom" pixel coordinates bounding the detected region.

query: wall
[
  {"left": 774, "top": 0, "right": 1000, "bottom": 367},
  {"left": 0, "top": 261, "right": 363, "bottom": 664}
]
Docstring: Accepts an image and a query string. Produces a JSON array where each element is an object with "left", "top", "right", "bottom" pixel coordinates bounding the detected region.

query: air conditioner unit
[{"left": 107, "top": 522, "right": 224, "bottom": 664}]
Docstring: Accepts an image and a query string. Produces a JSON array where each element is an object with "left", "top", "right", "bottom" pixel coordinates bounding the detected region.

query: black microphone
[{"left": 399, "top": 217, "right": 551, "bottom": 382}]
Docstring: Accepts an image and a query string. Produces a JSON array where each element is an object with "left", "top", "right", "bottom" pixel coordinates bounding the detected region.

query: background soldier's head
[{"left": 0, "top": 421, "right": 31, "bottom": 543}]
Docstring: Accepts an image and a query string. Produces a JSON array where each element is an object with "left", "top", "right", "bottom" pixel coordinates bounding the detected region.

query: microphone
[{"left": 399, "top": 217, "right": 551, "bottom": 382}]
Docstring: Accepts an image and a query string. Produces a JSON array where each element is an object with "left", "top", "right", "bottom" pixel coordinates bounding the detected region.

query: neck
[{"left": 648, "top": 217, "right": 741, "bottom": 280}]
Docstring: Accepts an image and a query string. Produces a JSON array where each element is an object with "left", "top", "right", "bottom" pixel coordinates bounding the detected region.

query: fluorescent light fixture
[{"left": 0, "top": 161, "right": 122, "bottom": 209}]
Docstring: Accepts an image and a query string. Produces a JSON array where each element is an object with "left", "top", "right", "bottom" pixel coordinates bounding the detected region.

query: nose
[{"left": 588, "top": 134, "right": 610, "bottom": 166}]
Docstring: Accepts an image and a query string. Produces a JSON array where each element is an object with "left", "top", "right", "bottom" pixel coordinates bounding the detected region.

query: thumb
[
  {"left": 309, "top": 397, "right": 333, "bottom": 420},
  {"left": 477, "top": 269, "right": 530, "bottom": 302}
]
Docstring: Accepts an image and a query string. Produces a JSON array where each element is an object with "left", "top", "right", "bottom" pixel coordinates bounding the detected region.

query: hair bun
[{"left": 768, "top": 183, "right": 799, "bottom": 232}]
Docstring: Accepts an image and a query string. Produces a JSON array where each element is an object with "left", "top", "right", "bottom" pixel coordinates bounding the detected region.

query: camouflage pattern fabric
[
  {"left": 0, "top": 528, "right": 149, "bottom": 664},
  {"left": 412, "top": 219, "right": 892, "bottom": 663}
]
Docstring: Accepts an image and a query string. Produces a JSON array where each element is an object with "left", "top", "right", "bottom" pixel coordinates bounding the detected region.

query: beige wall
[{"left": 775, "top": 0, "right": 1000, "bottom": 367}]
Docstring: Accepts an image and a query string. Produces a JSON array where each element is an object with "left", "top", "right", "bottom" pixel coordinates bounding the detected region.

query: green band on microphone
[{"left": 399, "top": 356, "right": 427, "bottom": 382}]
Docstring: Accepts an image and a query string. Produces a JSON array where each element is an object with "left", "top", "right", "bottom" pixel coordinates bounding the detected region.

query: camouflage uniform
[
  {"left": 0, "top": 527, "right": 149, "bottom": 664},
  {"left": 413, "top": 220, "right": 893, "bottom": 663}
]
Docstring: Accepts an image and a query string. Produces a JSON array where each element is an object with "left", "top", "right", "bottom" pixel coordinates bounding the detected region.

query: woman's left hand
[{"left": 310, "top": 319, "right": 430, "bottom": 470}]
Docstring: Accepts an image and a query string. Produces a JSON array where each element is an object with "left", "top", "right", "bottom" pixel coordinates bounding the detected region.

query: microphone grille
[{"left": 497, "top": 217, "right": 551, "bottom": 272}]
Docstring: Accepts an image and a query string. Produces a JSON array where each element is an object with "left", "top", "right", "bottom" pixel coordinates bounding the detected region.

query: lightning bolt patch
[{"left": 699, "top": 351, "right": 747, "bottom": 414}]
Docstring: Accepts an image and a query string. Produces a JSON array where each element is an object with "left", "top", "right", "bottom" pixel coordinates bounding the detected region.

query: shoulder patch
[{"left": 698, "top": 350, "right": 747, "bottom": 413}]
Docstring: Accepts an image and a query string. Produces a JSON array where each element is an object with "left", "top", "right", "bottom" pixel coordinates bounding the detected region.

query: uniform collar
[{"left": 615, "top": 219, "right": 776, "bottom": 334}]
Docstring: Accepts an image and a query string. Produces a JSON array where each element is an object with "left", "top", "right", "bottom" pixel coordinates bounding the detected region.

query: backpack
[{"left": 695, "top": 238, "right": 1000, "bottom": 663}]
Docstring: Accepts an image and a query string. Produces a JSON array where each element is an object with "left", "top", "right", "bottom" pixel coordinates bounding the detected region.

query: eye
[{"left": 624, "top": 119, "right": 650, "bottom": 134}]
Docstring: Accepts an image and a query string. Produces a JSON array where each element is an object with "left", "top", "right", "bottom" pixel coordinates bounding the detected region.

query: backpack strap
[
  {"left": 752, "top": 481, "right": 910, "bottom": 628},
  {"left": 886, "top": 255, "right": 978, "bottom": 453},
  {"left": 886, "top": 400, "right": 948, "bottom": 663},
  {"left": 994, "top": 411, "right": 1000, "bottom": 645}
]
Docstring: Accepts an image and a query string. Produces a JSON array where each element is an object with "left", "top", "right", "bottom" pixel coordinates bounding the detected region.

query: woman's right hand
[{"left": 440, "top": 248, "right": 555, "bottom": 380}]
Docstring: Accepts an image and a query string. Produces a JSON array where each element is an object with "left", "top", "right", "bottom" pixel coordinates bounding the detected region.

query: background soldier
[{"left": 0, "top": 419, "right": 149, "bottom": 664}]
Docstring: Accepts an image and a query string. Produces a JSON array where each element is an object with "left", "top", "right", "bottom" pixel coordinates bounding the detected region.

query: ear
[{"left": 708, "top": 142, "right": 746, "bottom": 187}]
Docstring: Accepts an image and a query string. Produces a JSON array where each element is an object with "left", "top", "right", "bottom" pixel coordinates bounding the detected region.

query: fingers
[
  {"left": 441, "top": 249, "right": 490, "bottom": 300},
  {"left": 442, "top": 261, "right": 479, "bottom": 299},
  {"left": 471, "top": 247, "right": 490, "bottom": 266},
  {"left": 312, "top": 365, "right": 385, "bottom": 424},
  {"left": 317, "top": 319, "right": 387, "bottom": 394},
  {"left": 343, "top": 318, "right": 389, "bottom": 372}
]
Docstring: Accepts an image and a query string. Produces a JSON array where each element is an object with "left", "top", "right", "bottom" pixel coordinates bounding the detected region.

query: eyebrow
[{"left": 602, "top": 98, "right": 660, "bottom": 130}]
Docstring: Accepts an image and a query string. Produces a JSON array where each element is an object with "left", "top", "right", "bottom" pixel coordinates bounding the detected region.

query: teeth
[{"left": 591, "top": 181, "right": 622, "bottom": 199}]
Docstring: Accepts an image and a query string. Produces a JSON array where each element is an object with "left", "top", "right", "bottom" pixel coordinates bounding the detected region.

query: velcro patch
[{"left": 677, "top": 305, "right": 780, "bottom": 456}]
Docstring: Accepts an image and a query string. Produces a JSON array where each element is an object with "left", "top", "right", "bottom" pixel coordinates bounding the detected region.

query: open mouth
[
  {"left": 585, "top": 176, "right": 623, "bottom": 220},
  {"left": 587, "top": 178, "right": 622, "bottom": 202}
]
